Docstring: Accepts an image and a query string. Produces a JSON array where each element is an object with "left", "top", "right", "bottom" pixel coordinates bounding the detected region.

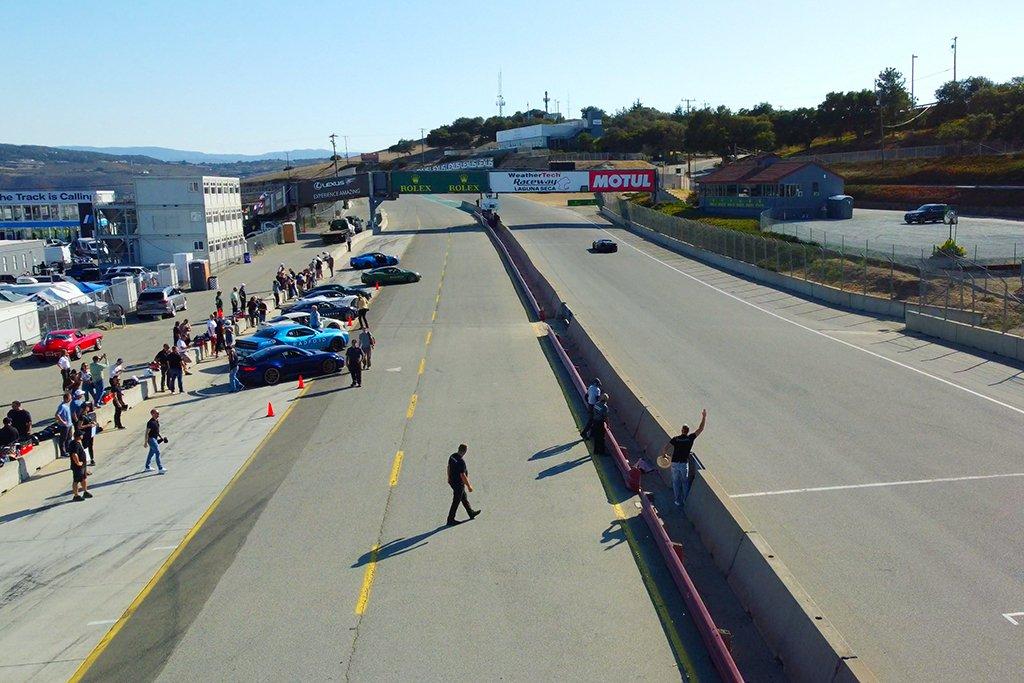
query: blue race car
[
  {"left": 237, "top": 345, "right": 344, "bottom": 386},
  {"left": 234, "top": 323, "right": 350, "bottom": 357},
  {"left": 350, "top": 252, "right": 399, "bottom": 269}
]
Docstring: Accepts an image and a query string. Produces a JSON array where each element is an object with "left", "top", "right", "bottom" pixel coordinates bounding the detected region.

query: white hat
[{"left": 74, "top": 389, "right": 86, "bottom": 397}]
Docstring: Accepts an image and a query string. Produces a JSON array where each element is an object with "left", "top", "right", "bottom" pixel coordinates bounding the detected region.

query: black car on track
[
  {"left": 591, "top": 239, "right": 618, "bottom": 253},
  {"left": 904, "top": 204, "right": 952, "bottom": 224}
]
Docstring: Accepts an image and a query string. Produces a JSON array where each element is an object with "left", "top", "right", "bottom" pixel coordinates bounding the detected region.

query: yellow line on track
[
  {"left": 69, "top": 384, "right": 312, "bottom": 682},
  {"left": 389, "top": 450, "right": 404, "bottom": 487},
  {"left": 418, "top": 358, "right": 426, "bottom": 375},
  {"left": 354, "top": 544, "right": 380, "bottom": 614},
  {"left": 431, "top": 310, "right": 436, "bottom": 322},
  {"left": 425, "top": 330, "right": 431, "bottom": 345},
  {"left": 406, "top": 393, "right": 418, "bottom": 419}
]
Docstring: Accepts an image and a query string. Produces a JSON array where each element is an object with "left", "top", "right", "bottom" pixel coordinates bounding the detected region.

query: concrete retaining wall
[
  {"left": 906, "top": 310, "right": 1024, "bottom": 362},
  {"left": 488, "top": 213, "right": 872, "bottom": 681}
]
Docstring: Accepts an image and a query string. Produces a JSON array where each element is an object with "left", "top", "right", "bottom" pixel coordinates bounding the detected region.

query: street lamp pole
[
  {"left": 951, "top": 36, "right": 958, "bottom": 83},
  {"left": 911, "top": 54, "right": 918, "bottom": 105},
  {"left": 329, "top": 133, "right": 339, "bottom": 176}
]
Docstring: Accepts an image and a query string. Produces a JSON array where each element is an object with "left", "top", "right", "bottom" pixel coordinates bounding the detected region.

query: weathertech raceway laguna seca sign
[{"left": 487, "top": 169, "right": 655, "bottom": 193}]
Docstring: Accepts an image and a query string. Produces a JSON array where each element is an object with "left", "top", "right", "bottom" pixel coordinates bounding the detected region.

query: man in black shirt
[
  {"left": 166, "top": 349, "right": 184, "bottom": 394},
  {"left": 7, "top": 401, "right": 32, "bottom": 438},
  {"left": 663, "top": 409, "right": 707, "bottom": 508},
  {"left": 154, "top": 344, "right": 173, "bottom": 392},
  {"left": 446, "top": 444, "right": 480, "bottom": 526},
  {"left": 0, "top": 417, "right": 20, "bottom": 449},
  {"left": 68, "top": 430, "right": 92, "bottom": 501},
  {"left": 345, "top": 341, "right": 363, "bottom": 387},
  {"left": 145, "top": 408, "right": 166, "bottom": 473}
]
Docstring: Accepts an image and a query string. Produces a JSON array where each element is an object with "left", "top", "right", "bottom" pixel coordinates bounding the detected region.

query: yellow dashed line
[
  {"left": 406, "top": 393, "right": 418, "bottom": 419},
  {"left": 389, "top": 451, "right": 404, "bottom": 487},
  {"left": 431, "top": 310, "right": 436, "bottom": 322},
  {"left": 425, "top": 330, "right": 432, "bottom": 345},
  {"left": 418, "top": 358, "right": 425, "bottom": 375},
  {"left": 354, "top": 545, "right": 380, "bottom": 614}
]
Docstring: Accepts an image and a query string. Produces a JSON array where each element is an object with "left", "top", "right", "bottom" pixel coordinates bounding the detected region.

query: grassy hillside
[{"left": 833, "top": 153, "right": 1024, "bottom": 185}]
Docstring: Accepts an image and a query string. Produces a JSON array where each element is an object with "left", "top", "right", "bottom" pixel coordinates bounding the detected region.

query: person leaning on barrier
[
  {"left": 579, "top": 378, "right": 602, "bottom": 438},
  {"left": 663, "top": 409, "right": 707, "bottom": 508},
  {"left": 590, "top": 394, "right": 609, "bottom": 455}
]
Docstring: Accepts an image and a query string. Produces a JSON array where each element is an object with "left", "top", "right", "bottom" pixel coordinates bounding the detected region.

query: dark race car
[
  {"left": 591, "top": 239, "right": 618, "bottom": 253},
  {"left": 237, "top": 345, "right": 344, "bottom": 386},
  {"left": 904, "top": 204, "right": 951, "bottom": 224}
]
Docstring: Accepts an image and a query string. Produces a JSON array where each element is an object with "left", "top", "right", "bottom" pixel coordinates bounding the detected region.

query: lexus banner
[{"left": 296, "top": 174, "right": 370, "bottom": 205}]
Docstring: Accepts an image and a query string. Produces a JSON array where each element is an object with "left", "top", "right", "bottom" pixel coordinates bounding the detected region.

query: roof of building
[{"left": 698, "top": 156, "right": 842, "bottom": 184}]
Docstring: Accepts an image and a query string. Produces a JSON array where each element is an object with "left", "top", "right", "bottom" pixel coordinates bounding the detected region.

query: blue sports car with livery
[
  {"left": 350, "top": 252, "right": 399, "bottom": 269},
  {"left": 234, "top": 323, "right": 350, "bottom": 357}
]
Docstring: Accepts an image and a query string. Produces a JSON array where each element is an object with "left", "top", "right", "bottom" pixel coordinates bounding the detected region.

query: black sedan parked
[
  {"left": 590, "top": 239, "right": 618, "bottom": 253},
  {"left": 904, "top": 204, "right": 952, "bottom": 224},
  {"left": 288, "top": 299, "right": 357, "bottom": 322}
]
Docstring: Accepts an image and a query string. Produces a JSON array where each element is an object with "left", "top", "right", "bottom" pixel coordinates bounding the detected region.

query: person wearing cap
[
  {"left": 230, "top": 286, "right": 240, "bottom": 316},
  {"left": 663, "top": 409, "right": 707, "bottom": 507},
  {"left": 580, "top": 378, "right": 602, "bottom": 438},
  {"left": 7, "top": 401, "right": 32, "bottom": 438},
  {"left": 68, "top": 429, "right": 92, "bottom": 501},
  {"left": 110, "top": 357, "right": 125, "bottom": 381},
  {"left": 71, "top": 389, "right": 89, "bottom": 423},
  {"left": 54, "top": 393, "right": 73, "bottom": 458},
  {"left": 57, "top": 349, "right": 73, "bottom": 391}
]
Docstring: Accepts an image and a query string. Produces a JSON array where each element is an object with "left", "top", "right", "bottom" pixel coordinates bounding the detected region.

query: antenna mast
[{"left": 496, "top": 70, "right": 506, "bottom": 117}]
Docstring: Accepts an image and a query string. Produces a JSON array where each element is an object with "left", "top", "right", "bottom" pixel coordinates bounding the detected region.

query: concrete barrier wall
[
  {"left": 490, "top": 213, "right": 873, "bottom": 682},
  {"left": 906, "top": 310, "right": 1024, "bottom": 362}
]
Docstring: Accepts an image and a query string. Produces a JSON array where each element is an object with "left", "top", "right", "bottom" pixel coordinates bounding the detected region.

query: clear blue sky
[{"left": 6, "top": 0, "right": 1022, "bottom": 154}]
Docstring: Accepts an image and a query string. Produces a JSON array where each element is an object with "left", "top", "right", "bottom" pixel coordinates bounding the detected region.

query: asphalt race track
[
  {"left": 499, "top": 194, "right": 1024, "bottom": 681},
  {"left": 77, "top": 196, "right": 714, "bottom": 681}
]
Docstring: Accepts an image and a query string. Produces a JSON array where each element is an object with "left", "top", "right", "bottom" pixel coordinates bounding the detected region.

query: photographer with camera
[{"left": 144, "top": 408, "right": 167, "bottom": 474}]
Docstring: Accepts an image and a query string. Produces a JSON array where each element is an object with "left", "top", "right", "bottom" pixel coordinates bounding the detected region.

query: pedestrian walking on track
[{"left": 446, "top": 444, "right": 480, "bottom": 526}]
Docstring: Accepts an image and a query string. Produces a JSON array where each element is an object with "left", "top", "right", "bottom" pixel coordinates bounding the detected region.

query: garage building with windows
[{"left": 696, "top": 155, "right": 844, "bottom": 219}]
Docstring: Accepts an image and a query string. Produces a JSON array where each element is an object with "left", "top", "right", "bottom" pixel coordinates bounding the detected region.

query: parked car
[
  {"left": 361, "top": 266, "right": 421, "bottom": 286},
  {"left": 303, "top": 283, "right": 371, "bottom": 298},
  {"left": 904, "top": 204, "right": 952, "bottom": 224},
  {"left": 234, "top": 323, "right": 349, "bottom": 357},
  {"left": 590, "top": 239, "right": 618, "bottom": 253},
  {"left": 103, "top": 266, "right": 153, "bottom": 279},
  {"left": 136, "top": 287, "right": 188, "bottom": 319},
  {"left": 237, "top": 345, "right": 344, "bottom": 386},
  {"left": 350, "top": 252, "right": 399, "bottom": 269},
  {"left": 286, "top": 299, "right": 357, "bottom": 322},
  {"left": 32, "top": 328, "right": 103, "bottom": 361},
  {"left": 283, "top": 291, "right": 357, "bottom": 312},
  {"left": 261, "top": 311, "right": 345, "bottom": 330}
]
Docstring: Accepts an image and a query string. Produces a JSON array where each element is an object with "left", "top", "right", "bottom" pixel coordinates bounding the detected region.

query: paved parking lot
[{"left": 770, "top": 208, "right": 1024, "bottom": 263}]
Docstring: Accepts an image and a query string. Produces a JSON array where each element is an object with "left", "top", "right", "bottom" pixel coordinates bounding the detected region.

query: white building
[
  {"left": 495, "top": 108, "right": 604, "bottom": 150},
  {"left": 0, "top": 189, "right": 114, "bottom": 241},
  {"left": 134, "top": 176, "right": 245, "bottom": 271}
]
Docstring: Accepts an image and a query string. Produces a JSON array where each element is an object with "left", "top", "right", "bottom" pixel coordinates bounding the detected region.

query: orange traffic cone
[
  {"left": 266, "top": 402, "right": 275, "bottom": 417},
  {"left": 375, "top": 281, "right": 380, "bottom": 291},
  {"left": 297, "top": 375, "right": 305, "bottom": 389}
]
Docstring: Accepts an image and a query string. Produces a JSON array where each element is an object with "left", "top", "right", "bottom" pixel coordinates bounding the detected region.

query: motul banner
[{"left": 588, "top": 169, "right": 656, "bottom": 192}]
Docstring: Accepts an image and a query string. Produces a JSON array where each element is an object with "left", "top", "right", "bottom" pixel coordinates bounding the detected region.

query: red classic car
[{"left": 32, "top": 329, "right": 103, "bottom": 361}]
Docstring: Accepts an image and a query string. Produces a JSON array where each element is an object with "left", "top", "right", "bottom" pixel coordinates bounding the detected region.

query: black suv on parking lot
[{"left": 904, "top": 203, "right": 952, "bottom": 224}]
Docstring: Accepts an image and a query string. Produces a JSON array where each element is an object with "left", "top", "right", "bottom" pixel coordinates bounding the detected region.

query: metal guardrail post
[{"left": 863, "top": 240, "right": 868, "bottom": 295}]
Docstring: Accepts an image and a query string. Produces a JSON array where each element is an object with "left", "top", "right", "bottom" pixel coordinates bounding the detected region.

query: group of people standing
[
  {"left": 270, "top": 254, "right": 332, "bottom": 307},
  {"left": 226, "top": 286, "right": 269, "bottom": 327},
  {"left": 581, "top": 377, "right": 708, "bottom": 509}
]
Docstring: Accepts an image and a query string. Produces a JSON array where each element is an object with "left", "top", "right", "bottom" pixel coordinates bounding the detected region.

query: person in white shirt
[
  {"left": 110, "top": 358, "right": 125, "bottom": 381},
  {"left": 57, "top": 350, "right": 72, "bottom": 390},
  {"left": 580, "top": 378, "right": 602, "bottom": 439}
]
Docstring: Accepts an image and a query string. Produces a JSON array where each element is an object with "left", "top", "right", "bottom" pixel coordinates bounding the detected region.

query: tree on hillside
[
  {"left": 847, "top": 90, "right": 878, "bottom": 140},
  {"left": 729, "top": 116, "right": 775, "bottom": 152},
  {"left": 875, "top": 67, "right": 911, "bottom": 122},
  {"left": 388, "top": 139, "right": 416, "bottom": 153},
  {"left": 683, "top": 108, "right": 730, "bottom": 157},
  {"left": 817, "top": 91, "right": 848, "bottom": 140},
  {"left": 933, "top": 76, "right": 994, "bottom": 121},
  {"left": 774, "top": 107, "right": 820, "bottom": 150}
]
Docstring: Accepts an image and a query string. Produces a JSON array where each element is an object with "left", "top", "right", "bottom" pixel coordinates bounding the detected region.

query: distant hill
[{"left": 60, "top": 146, "right": 335, "bottom": 164}]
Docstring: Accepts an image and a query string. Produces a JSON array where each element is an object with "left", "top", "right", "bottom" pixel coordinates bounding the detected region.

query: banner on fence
[
  {"left": 295, "top": 174, "right": 369, "bottom": 204},
  {"left": 391, "top": 171, "right": 489, "bottom": 194},
  {"left": 489, "top": 171, "right": 590, "bottom": 193}
]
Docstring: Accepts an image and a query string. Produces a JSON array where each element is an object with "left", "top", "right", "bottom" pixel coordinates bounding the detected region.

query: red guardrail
[{"left": 480, "top": 215, "right": 743, "bottom": 682}]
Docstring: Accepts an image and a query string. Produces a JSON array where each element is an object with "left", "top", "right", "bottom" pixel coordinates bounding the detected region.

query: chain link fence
[
  {"left": 245, "top": 225, "right": 284, "bottom": 261},
  {"left": 599, "top": 194, "right": 1024, "bottom": 335},
  {"left": 37, "top": 289, "right": 126, "bottom": 337}
]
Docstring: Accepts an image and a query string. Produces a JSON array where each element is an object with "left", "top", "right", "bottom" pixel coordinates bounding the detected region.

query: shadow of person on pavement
[
  {"left": 0, "top": 501, "right": 63, "bottom": 524},
  {"left": 528, "top": 440, "right": 581, "bottom": 460},
  {"left": 351, "top": 525, "right": 451, "bottom": 567},
  {"left": 536, "top": 454, "right": 591, "bottom": 479}
]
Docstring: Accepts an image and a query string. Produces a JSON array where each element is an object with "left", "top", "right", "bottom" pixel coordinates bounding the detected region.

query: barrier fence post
[
  {"left": 890, "top": 244, "right": 896, "bottom": 299},
  {"left": 863, "top": 239, "right": 868, "bottom": 295},
  {"left": 840, "top": 236, "right": 845, "bottom": 291}
]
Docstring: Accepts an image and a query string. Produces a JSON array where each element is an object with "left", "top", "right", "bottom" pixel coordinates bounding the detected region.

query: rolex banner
[{"left": 391, "top": 171, "right": 489, "bottom": 194}]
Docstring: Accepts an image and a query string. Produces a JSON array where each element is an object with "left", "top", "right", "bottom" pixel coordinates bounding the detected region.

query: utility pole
[
  {"left": 343, "top": 135, "right": 350, "bottom": 165},
  {"left": 911, "top": 54, "right": 918, "bottom": 104},
  {"left": 419, "top": 128, "right": 425, "bottom": 156},
  {"left": 877, "top": 93, "right": 885, "bottom": 164},
  {"left": 951, "top": 36, "right": 958, "bottom": 83},
  {"left": 329, "top": 133, "right": 338, "bottom": 175},
  {"left": 543, "top": 90, "right": 550, "bottom": 114}
]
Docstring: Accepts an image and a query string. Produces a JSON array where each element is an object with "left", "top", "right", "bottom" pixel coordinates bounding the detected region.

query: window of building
[
  {"left": 14, "top": 206, "right": 25, "bottom": 220},
  {"left": 22, "top": 253, "right": 27, "bottom": 269},
  {"left": 188, "top": 181, "right": 200, "bottom": 192},
  {"left": 204, "top": 185, "right": 210, "bottom": 194},
  {"left": 812, "top": 181, "right": 820, "bottom": 197},
  {"left": 194, "top": 240, "right": 204, "bottom": 250},
  {"left": 31, "top": 206, "right": 42, "bottom": 220},
  {"left": 2, "top": 256, "right": 7, "bottom": 272},
  {"left": 0, "top": 206, "right": 10, "bottom": 220}
]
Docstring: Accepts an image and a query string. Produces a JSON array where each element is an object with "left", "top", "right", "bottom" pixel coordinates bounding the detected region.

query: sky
[{"left": 5, "top": 0, "right": 1023, "bottom": 155}]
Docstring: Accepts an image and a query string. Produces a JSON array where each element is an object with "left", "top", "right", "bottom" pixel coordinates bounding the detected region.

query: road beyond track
[
  {"left": 499, "top": 193, "right": 1024, "bottom": 681},
  {"left": 77, "top": 196, "right": 712, "bottom": 681}
]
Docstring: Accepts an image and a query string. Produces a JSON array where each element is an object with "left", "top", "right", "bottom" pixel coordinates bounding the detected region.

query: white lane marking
[
  {"left": 732, "top": 472, "right": 1024, "bottom": 498},
  {"left": 572, "top": 216, "right": 1024, "bottom": 419},
  {"left": 87, "top": 619, "right": 117, "bottom": 626},
  {"left": 1004, "top": 612, "right": 1024, "bottom": 626},
  {"left": 385, "top": 366, "right": 402, "bottom": 372},
  {"left": 151, "top": 545, "right": 178, "bottom": 551}
]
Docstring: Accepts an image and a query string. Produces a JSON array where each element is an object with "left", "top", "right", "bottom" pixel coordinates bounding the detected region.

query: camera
[{"left": 159, "top": 436, "right": 169, "bottom": 444}]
